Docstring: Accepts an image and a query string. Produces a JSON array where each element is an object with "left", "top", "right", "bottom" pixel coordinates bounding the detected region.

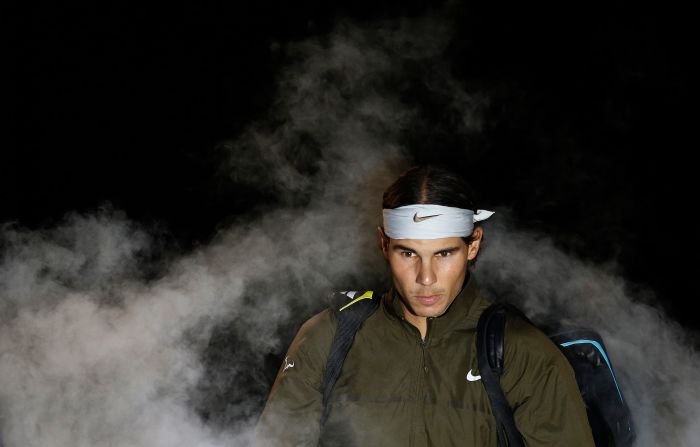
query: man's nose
[{"left": 416, "top": 259, "right": 437, "bottom": 286}]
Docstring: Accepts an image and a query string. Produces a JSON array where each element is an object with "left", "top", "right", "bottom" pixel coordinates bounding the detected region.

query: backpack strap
[
  {"left": 321, "top": 291, "right": 379, "bottom": 408},
  {"left": 476, "top": 303, "right": 525, "bottom": 447}
]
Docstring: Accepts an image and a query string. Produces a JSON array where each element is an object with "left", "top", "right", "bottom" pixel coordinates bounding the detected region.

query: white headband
[{"left": 382, "top": 204, "right": 494, "bottom": 240}]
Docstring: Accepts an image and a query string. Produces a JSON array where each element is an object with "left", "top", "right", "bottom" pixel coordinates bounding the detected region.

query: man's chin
[
  {"left": 413, "top": 302, "right": 448, "bottom": 318},
  {"left": 399, "top": 294, "right": 448, "bottom": 318}
]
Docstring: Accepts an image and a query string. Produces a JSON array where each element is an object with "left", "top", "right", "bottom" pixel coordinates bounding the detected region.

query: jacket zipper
[
  {"left": 399, "top": 315, "right": 434, "bottom": 446},
  {"left": 414, "top": 317, "right": 434, "bottom": 446}
]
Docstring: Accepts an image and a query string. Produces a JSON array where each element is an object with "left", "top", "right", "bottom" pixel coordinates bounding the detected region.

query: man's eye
[
  {"left": 437, "top": 250, "right": 452, "bottom": 257},
  {"left": 401, "top": 251, "right": 415, "bottom": 258}
]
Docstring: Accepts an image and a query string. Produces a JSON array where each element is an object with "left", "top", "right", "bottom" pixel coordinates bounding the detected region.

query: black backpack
[
  {"left": 477, "top": 303, "right": 636, "bottom": 447},
  {"left": 321, "top": 292, "right": 636, "bottom": 447}
]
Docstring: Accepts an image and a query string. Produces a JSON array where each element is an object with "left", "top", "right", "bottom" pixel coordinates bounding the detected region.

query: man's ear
[
  {"left": 377, "top": 226, "right": 390, "bottom": 259},
  {"left": 466, "top": 226, "right": 483, "bottom": 261}
]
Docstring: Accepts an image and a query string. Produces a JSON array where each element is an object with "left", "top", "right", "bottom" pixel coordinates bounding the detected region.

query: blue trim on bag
[{"left": 559, "top": 339, "right": 624, "bottom": 403}]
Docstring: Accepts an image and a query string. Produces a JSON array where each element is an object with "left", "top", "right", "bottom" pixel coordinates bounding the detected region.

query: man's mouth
[{"left": 416, "top": 295, "right": 440, "bottom": 306}]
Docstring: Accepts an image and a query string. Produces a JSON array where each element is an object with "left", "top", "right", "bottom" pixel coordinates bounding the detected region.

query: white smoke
[
  {"left": 477, "top": 215, "right": 700, "bottom": 446},
  {"left": 1, "top": 12, "right": 697, "bottom": 447}
]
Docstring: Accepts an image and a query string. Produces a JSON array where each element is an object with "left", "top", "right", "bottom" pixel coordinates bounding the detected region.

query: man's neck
[{"left": 401, "top": 304, "right": 428, "bottom": 339}]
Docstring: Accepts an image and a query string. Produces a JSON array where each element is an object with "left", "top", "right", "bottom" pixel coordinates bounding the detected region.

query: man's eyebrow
[
  {"left": 433, "top": 247, "right": 460, "bottom": 255},
  {"left": 391, "top": 245, "right": 461, "bottom": 254}
]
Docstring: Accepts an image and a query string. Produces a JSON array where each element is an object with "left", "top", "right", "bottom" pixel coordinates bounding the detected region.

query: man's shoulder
[
  {"left": 296, "top": 308, "right": 337, "bottom": 342},
  {"left": 295, "top": 289, "right": 384, "bottom": 344},
  {"left": 277, "top": 308, "right": 334, "bottom": 364},
  {"left": 502, "top": 313, "right": 575, "bottom": 383}
]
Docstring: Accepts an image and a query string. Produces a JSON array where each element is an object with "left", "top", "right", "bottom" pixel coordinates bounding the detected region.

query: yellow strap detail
[{"left": 338, "top": 291, "right": 374, "bottom": 312}]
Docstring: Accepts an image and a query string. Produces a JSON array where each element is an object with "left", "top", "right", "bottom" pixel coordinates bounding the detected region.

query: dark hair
[
  {"left": 383, "top": 165, "right": 478, "bottom": 210},
  {"left": 382, "top": 165, "right": 482, "bottom": 245}
]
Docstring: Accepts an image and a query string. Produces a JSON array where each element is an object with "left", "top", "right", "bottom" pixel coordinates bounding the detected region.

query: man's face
[{"left": 379, "top": 228, "right": 482, "bottom": 320}]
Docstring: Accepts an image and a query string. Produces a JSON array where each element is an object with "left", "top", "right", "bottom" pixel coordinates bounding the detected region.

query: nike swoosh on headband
[{"left": 413, "top": 213, "right": 442, "bottom": 223}]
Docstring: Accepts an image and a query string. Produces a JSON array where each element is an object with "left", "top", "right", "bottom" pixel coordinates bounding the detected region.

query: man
[{"left": 255, "top": 165, "right": 595, "bottom": 446}]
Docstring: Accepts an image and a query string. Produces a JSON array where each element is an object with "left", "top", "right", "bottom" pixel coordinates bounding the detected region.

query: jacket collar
[{"left": 382, "top": 272, "right": 484, "bottom": 339}]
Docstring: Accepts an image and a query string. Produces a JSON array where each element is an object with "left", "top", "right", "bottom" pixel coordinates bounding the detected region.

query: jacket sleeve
[
  {"left": 502, "top": 317, "right": 596, "bottom": 447},
  {"left": 252, "top": 309, "right": 336, "bottom": 447}
]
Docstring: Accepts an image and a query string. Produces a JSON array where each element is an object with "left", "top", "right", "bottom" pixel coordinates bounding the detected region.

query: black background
[{"left": 5, "top": 1, "right": 696, "bottom": 329}]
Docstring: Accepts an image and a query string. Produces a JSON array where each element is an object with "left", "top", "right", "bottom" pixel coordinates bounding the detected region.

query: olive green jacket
[{"left": 255, "top": 275, "right": 595, "bottom": 446}]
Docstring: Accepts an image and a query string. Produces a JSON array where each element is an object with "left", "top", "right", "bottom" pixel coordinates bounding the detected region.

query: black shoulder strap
[
  {"left": 476, "top": 303, "right": 525, "bottom": 447},
  {"left": 321, "top": 291, "right": 378, "bottom": 407}
]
